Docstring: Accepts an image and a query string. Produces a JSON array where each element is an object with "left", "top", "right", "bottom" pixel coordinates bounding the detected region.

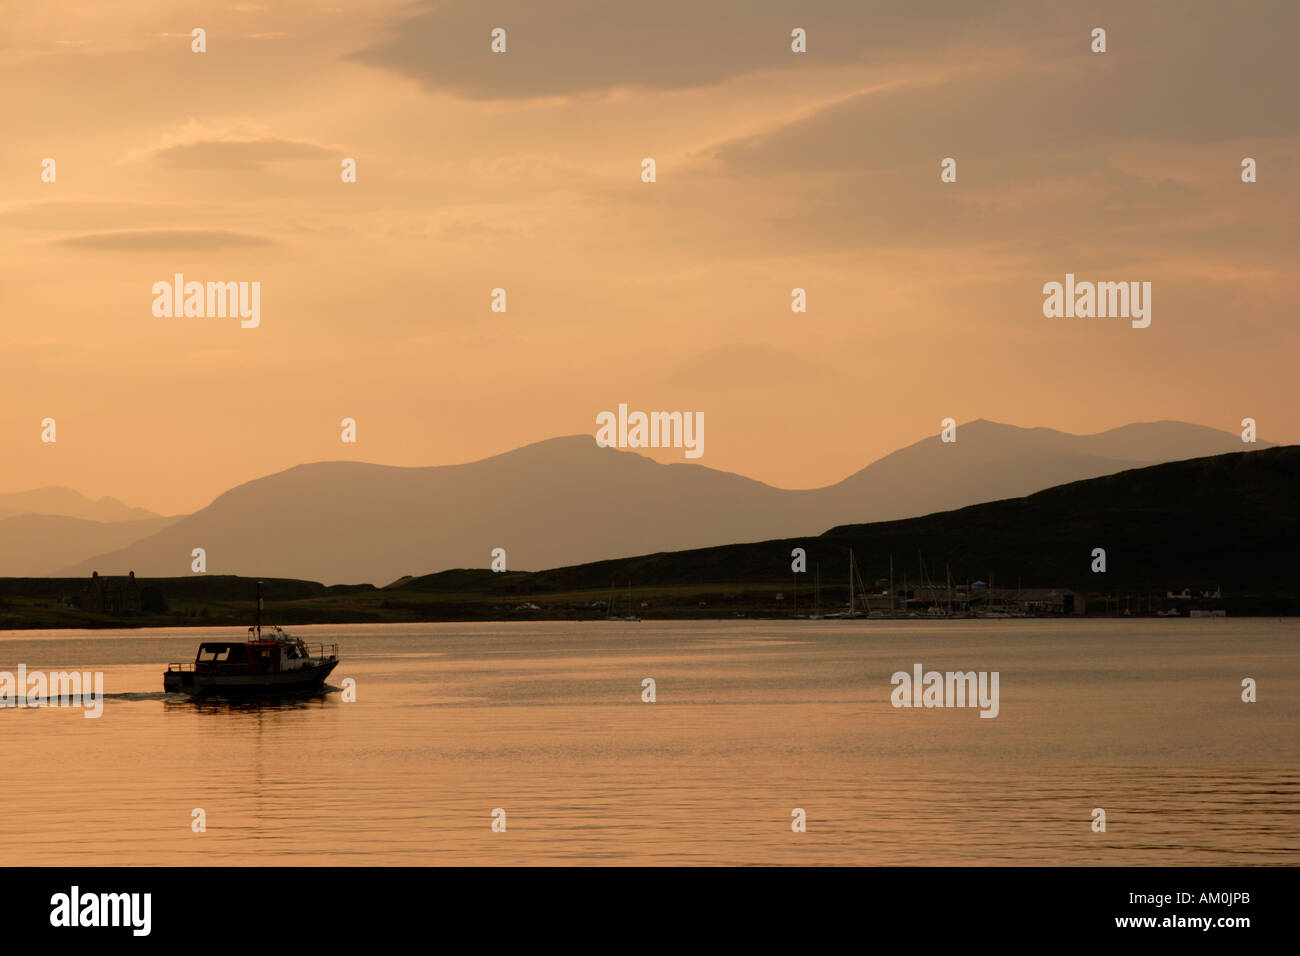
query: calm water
[{"left": 0, "top": 620, "right": 1296, "bottom": 866}]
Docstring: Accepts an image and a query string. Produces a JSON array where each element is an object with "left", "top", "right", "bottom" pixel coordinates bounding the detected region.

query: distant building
[
  {"left": 897, "top": 584, "right": 1082, "bottom": 615},
  {"left": 1014, "top": 588, "right": 1083, "bottom": 616},
  {"left": 82, "top": 571, "right": 142, "bottom": 614}
]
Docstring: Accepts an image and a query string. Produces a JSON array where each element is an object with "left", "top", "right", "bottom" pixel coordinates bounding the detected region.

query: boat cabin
[{"left": 193, "top": 631, "right": 320, "bottom": 676}]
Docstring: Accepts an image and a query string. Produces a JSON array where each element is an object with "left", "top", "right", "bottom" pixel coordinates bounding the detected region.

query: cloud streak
[
  {"left": 52, "top": 229, "right": 274, "bottom": 251},
  {"left": 146, "top": 137, "right": 332, "bottom": 171},
  {"left": 346, "top": 0, "right": 1020, "bottom": 100}
]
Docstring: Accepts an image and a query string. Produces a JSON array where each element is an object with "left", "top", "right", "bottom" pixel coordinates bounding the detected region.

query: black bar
[{"left": 4, "top": 866, "right": 1290, "bottom": 943}]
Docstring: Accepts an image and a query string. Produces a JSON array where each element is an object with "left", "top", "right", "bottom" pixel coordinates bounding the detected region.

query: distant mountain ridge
[
  {"left": 0, "top": 514, "right": 180, "bottom": 577},
  {"left": 4, "top": 447, "right": 1294, "bottom": 630},
  {"left": 392, "top": 445, "right": 1299, "bottom": 605},
  {"left": 0, "top": 487, "right": 161, "bottom": 522},
  {"left": 0, "top": 489, "right": 174, "bottom": 576},
  {"left": 53, "top": 419, "right": 1269, "bottom": 584}
]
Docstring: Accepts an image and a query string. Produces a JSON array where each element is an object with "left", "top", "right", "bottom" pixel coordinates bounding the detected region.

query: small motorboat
[{"left": 164, "top": 582, "right": 339, "bottom": 696}]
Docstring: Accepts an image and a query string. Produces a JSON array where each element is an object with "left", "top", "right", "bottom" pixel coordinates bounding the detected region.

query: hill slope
[
  {"left": 0, "top": 514, "right": 180, "bottom": 576},
  {"left": 60, "top": 421, "right": 1269, "bottom": 584},
  {"left": 7, "top": 447, "right": 1293, "bottom": 627},
  {"left": 397, "top": 445, "right": 1299, "bottom": 601}
]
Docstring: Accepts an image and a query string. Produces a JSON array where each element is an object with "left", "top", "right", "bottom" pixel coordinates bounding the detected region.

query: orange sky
[{"left": 2, "top": 0, "right": 1298, "bottom": 514}]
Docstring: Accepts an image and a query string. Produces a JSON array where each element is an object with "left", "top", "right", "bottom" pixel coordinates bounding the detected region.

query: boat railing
[{"left": 169, "top": 643, "right": 336, "bottom": 670}]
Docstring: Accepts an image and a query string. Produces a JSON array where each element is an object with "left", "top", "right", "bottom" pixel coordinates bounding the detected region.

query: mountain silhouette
[
  {"left": 55, "top": 420, "right": 1266, "bottom": 584},
  {"left": 0, "top": 487, "right": 161, "bottom": 522},
  {"left": 0, "top": 514, "right": 179, "bottom": 576}
]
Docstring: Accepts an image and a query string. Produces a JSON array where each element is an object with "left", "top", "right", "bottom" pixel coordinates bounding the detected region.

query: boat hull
[{"left": 164, "top": 660, "right": 339, "bottom": 696}]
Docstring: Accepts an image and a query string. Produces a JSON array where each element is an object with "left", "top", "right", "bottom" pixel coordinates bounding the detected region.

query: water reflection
[
  {"left": 164, "top": 688, "right": 336, "bottom": 713},
  {"left": 1, "top": 620, "right": 1296, "bottom": 865}
]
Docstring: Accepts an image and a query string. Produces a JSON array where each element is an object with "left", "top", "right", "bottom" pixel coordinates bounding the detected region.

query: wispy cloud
[
  {"left": 145, "top": 137, "right": 331, "bottom": 171},
  {"left": 119, "top": 120, "right": 336, "bottom": 171},
  {"left": 346, "top": 0, "right": 1012, "bottom": 100},
  {"left": 52, "top": 229, "right": 274, "bottom": 251}
]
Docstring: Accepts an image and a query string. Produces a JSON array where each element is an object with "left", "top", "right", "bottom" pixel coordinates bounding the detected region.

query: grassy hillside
[{"left": 397, "top": 446, "right": 1298, "bottom": 598}]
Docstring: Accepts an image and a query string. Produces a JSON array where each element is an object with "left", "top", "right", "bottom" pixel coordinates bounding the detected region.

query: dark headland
[{"left": 2, "top": 446, "right": 1296, "bottom": 629}]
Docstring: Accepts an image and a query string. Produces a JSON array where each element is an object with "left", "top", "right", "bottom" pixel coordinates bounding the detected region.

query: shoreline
[{"left": 0, "top": 607, "right": 1288, "bottom": 632}]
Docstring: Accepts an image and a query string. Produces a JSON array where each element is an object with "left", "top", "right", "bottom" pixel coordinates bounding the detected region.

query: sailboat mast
[
  {"left": 255, "top": 579, "right": 263, "bottom": 640},
  {"left": 855, "top": 554, "right": 870, "bottom": 617},
  {"left": 848, "top": 549, "right": 854, "bottom": 617},
  {"left": 889, "top": 555, "right": 894, "bottom": 617}
]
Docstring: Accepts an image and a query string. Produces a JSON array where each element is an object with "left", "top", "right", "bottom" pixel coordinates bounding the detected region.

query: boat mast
[
  {"left": 255, "top": 579, "right": 263, "bottom": 640},
  {"left": 854, "top": 554, "right": 871, "bottom": 617},
  {"left": 889, "top": 555, "right": 894, "bottom": 617},
  {"left": 848, "top": 549, "right": 854, "bottom": 618}
]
